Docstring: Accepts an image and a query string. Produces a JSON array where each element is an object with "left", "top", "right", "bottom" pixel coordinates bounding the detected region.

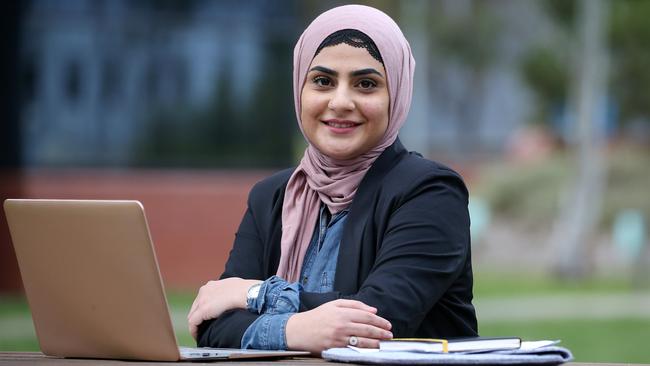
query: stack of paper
[
  {"left": 379, "top": 337, "right": 523, "bottom": 353},
  {"left": 322, "top": 338, "right": 573, "bottom": 365}
]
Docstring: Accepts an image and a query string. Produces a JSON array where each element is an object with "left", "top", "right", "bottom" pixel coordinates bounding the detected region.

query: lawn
[
  {"left": 480, "top": 318, "right": 650, "bottom": 363},
  {"left": 474, "top": 272, "right": 650, "bottom": 363}
]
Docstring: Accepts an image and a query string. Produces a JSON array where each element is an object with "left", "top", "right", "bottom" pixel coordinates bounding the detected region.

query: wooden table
[{"left": 0, "top": 353, "right": 647, "bottom": 366}]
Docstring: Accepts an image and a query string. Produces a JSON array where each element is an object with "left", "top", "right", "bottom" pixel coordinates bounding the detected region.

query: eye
[
  {"left": 357, "top": 79, "right": 377, "bottom": 90},
  {"left": 313, "top": 76, "right": 333, "bottom": 87}
]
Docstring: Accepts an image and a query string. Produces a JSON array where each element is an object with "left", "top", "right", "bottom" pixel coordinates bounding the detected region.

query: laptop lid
[{"left": 4, "top": 199, "right": 181, "bottom": 361}]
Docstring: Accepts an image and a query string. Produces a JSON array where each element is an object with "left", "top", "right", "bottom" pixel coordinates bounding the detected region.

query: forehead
[{"left": 309, "top": 43, "right": 385, "bottom": 73}]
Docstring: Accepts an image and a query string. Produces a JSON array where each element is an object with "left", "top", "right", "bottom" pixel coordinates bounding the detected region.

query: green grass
[
  {"left": 0, "top": 295, "right": 38, "bottom": 351},
  {"left": 165, "top": 290, "right": 195, "bottom": 309},
  {"left": 0, "top": 338, "right": 39, "bottom": 352},
  {"left": 176, "top": 331, "right": 195, "bottom": 348},
  {"left": 0, "top": 295, "right": 31, "bottom": 317},
  {"left": 473, "top": 272, "right": 637, "bottom": 298},
  {"left": 480, "top": 318, "right": 650, "bottom": 363}
]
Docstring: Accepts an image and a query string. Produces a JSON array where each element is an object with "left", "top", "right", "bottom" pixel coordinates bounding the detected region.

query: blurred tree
[
  {"left": 521, "top": 47, "right": 568, "bottom": 125},
  {"left": 544, "top": 0, "right": 577, "bottom": 29},
  {"left": 522, "top": 0, "right": 650, "bottom": 129},
  {"left": 548, "top": 0, "right": 609, "bottom": 278},
  {"left": 609, "top": 0, "right": 650, "bottom": 124},
  {"left": 244, "top": 37, "right": 296, "bottom": 166},
  {"left": 428, "top": 1, "right": 500, "bottom": 154},
  {"left": 519, "top": 0, "right": 575, "bottom": 130},
  {"left": 135, "top": 37, "right": 294, "bottom": 168},
  {"left": 517, "top": 0, "right": 650, "bottom": 279}
]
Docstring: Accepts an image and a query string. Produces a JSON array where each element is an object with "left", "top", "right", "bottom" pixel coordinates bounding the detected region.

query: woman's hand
[
  {"left": 285, "top": 299, "right": 393, "bottom": 354},
  {"left": 187, "top": 277, "right": 262, "bottom": 340}
]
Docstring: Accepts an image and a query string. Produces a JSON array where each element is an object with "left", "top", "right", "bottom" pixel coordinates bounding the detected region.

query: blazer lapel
[
  {"left": 334, "top": 138, "right": 408, "bottom": 293},
  {"left": 266, "top": 179, "right": 289, "bottom": 277}
]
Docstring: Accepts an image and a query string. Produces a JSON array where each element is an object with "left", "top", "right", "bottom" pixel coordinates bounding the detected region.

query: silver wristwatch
[{"left": 246, "top": 283, "right": 262, "bottom": 309}]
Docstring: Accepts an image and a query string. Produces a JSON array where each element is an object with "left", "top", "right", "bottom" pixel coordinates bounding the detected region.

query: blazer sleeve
[
  {"left": 299, "top": 172, "right": 472, "bottom": 336},
  {"left": 196, "top": 199, "right": 267, "bottom": 347}
]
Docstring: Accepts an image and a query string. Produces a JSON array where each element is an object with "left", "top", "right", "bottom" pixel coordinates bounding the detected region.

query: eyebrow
[
  {"left": 310, "top": 66, "right": 337, "bottom": 76},
  {"left": 351, "top": 68, "right": 384, "bottom": 78},
  {"left": 309, "top": 66, "right": 384, "bottom": 78}
]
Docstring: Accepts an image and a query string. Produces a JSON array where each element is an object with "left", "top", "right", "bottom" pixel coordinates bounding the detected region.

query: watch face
[{"left": 248, "top": 283, "right": 261, "bottom": 300}]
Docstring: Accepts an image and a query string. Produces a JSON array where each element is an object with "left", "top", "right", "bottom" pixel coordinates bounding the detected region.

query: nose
[{"left": 328, "top": 86, "right": 355, "bottom": 112}]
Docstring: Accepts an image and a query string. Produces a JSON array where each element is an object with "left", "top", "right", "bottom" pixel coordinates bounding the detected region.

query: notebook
[
  {"left": 379, "top": 336, "right": 522, "bottom": 353},
  {"left": 3, "top": 199, "right": 309, "bottom": 361}
]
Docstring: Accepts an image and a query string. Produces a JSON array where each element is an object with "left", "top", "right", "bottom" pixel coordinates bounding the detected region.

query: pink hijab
[{"left": 276, "top": 5, "right": 416, "bottom": 282}]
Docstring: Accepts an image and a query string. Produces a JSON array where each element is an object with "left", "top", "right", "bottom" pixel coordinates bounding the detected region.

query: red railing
[{"left": 0, "top": 169, "right": 270, "bottom": 293}]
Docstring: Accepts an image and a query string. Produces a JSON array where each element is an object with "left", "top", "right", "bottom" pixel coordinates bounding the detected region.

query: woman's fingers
[
  {"left": 358, "top": 309, "right": 392, "bottom": 330},
  {"left": 188, "top": 318, "right": 199, "bottom": 340},
  {"left": 338, "top": 304, "right": 393, "bottom": 348},
  {"left": 347, "top": 320, "right": 393, "bottom": 340},
  {"left": 187, "top": 296, "right": 200, "bottom": 339},
  {"left": 332, "top": 299, "right": 392, "bottom": 330},
  {"left": 188, "top": 306, "right": 208, "bottom": 340},
  {"left": 332, "top": 299, "right": 377, "bottom": 313},
  {"left": 187, "top": 282, "right": 208, "bottom": 323},
  {"left": 186, "top": 279, "right": 240, "bottom": 340},
  {"left": 187, "top": 285, "right": 207, "bottom": 339},
  {"left": 347, "top": 336, "right": 382, "bottom": 349},
  {"left": 338, "top": 305, "right": 392, "bottom": 331},
  {"left": 187, "top": 277, "right": 263, "bottom": 341}
]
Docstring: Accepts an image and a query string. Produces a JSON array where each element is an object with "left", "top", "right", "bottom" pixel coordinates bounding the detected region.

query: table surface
[{"left": 0, "top": 352, "right": 647, "bottom": 366}]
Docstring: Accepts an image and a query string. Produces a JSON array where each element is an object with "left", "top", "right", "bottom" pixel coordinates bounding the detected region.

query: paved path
[{"left": 475, "top": 292, "right": 650, "bottom": 322}]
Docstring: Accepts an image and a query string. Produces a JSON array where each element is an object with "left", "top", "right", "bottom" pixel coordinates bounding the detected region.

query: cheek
[
  {"left": 360, "top": 100, "right": 390, "bottom": 128},
  {"left": 301, "top": 91, "right": 328, "bottom": 120}
]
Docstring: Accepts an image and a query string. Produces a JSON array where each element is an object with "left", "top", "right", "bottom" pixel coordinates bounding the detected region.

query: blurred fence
[{"left": 0, "top": 169, "right": 269, "bottom": 293}]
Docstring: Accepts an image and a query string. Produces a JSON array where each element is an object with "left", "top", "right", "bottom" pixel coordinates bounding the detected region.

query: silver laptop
[{"left": 4, "top": 199, "right": 309, "bottom": 361}]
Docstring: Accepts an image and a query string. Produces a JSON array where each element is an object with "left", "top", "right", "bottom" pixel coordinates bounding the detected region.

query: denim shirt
[{"left": 240, "top": 205, "right": 348, "bottom": 349}]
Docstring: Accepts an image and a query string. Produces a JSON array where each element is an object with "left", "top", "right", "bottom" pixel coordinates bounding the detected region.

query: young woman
[{"left": 187, "top": 4, "right": 478, "bottom": 354}]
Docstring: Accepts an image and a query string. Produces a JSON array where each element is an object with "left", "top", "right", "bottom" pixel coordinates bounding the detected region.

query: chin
[{"left": 317, "top": 145, "right": 353, "bottom": 160}]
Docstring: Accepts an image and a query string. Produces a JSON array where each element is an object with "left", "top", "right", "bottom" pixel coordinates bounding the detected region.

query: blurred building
[{"left": 19, "top": 0, "right": 297, "bottom": 167}]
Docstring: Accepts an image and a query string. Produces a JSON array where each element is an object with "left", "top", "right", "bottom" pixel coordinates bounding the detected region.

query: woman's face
[{"left": 301, "top": 43, "right": 389, "bottom": 160}]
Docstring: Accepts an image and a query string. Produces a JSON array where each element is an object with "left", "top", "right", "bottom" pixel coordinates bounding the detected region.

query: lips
[{"left": 322, "top": 119, "right": 361, "bottom": 128}]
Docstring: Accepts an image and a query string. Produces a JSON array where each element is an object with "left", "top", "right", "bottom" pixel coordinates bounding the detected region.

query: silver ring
[{"left": 348, "top": 336, "right": 358, "bottom": 346}]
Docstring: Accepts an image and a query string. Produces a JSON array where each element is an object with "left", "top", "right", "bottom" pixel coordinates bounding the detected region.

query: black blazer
[{"left": 197, "top": 138, "right": 478, "bottom": 348}]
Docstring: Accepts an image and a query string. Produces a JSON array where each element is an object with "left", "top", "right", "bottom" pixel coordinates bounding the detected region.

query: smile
[{"left": 322, "top": 119, "right": 361, "bottom": 129}]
